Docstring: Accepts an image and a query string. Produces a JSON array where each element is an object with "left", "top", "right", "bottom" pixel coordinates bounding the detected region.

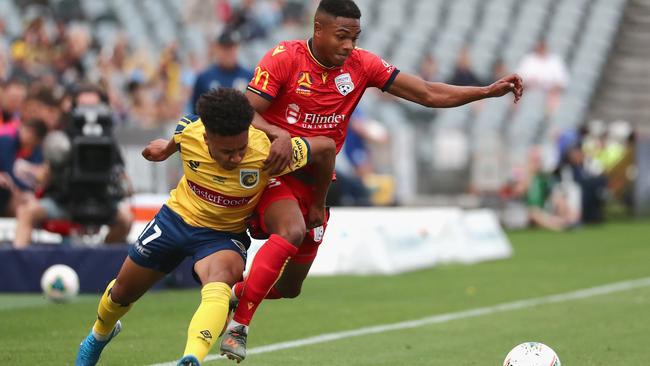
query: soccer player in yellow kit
[{"left": 74, "top": 88, "right": 335, "bottom": 366}]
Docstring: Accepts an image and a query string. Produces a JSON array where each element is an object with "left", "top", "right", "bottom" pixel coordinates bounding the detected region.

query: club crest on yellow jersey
[{"left": 240, "top": 169, "right": 259, "bottom": 188}]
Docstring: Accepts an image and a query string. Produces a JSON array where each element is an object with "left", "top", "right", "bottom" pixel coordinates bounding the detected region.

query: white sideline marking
[{"left": 150, "top": 276, "right": 650, "bottom": 366}]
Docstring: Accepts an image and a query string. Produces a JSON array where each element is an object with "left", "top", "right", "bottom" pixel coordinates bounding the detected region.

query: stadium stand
[{"left": 0, "top": 0, "right": 634, "bottom": 205}]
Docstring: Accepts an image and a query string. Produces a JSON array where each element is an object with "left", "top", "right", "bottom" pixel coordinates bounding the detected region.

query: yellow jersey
[{"left": 166, "top": 114, "right": 310, "bottom": 232}]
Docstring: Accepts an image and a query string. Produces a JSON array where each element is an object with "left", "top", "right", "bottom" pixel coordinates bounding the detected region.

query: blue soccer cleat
[
  {"left": 75, "top": 320, "right": 122, "bottom": 366},
  {"left": 177, "top": 355, "right": 201, "bottom": 366}
]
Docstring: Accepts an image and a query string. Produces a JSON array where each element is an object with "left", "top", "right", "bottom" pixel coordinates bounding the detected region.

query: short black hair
[
  {"left": 29, "top": 86, "right": 60, "bottom": 108},
  {"left": 23, "top": 118, "right": 49, "bottom": 141},
  {"left": 196, "top": 88, "right": 253, "bottom": 136},
  {"left": 317, "top": 0, "right": 361, "bottom": 19}
]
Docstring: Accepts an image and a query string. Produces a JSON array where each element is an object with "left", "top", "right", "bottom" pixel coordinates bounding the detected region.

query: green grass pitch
[{"left": 1, "top": 219, "right": 649, "bottom": 365}]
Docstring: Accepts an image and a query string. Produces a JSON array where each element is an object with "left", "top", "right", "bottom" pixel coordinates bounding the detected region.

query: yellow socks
[
  {"left": 183, "top": 282, "right": 231, "bottom": 362},
  {"left": 93, "top": 279, "right": 133, "bottom": 338}
]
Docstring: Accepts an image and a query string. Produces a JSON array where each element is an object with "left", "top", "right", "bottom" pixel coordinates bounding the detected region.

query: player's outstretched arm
[
  {"left": 142, "top": 138, "right": 177, "bottom": 162},
  {"left": 302, "top": 136, "right": 336, "bottom": 229},
  {"left": 246, "top": 91, "right": 293, "bottom": 175},
  {"left": 387, "top": 72, "right": 523, "bottom": 108}
]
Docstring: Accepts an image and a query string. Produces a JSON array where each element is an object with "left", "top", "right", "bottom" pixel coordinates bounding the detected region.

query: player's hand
[
  {"left": 142, "top": 139, "right": 173, "bottom": 161},
  {"left": 264, "top": 131, "right": 292, "bottom": 175},
  {"left": 0, "top": 173, "right": 16, "bottom": 191},
  {"left": 12, "top": 159, "right": 38, "bottom": 189},
  {"left": 307, "top": 204, "right": 326, "bottom": 229},
  {"left": 488, "top": 74, "right": 523, "bottom": 103}
]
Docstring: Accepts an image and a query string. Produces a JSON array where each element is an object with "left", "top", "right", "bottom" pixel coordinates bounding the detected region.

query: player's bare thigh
[
  {"left": 110, "top": 257, "right": 166, "bottom": 304},
  {"left": 263, "top": 199, "right": 306, "bottom": 247},
  {"left": 194, "top": 250, "right": 245, "bottom": 286}
]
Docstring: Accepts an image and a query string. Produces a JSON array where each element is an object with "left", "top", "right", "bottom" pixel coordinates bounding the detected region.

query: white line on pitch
[{"left": 149, "top": 276, "right": 650, "bottom": 366}]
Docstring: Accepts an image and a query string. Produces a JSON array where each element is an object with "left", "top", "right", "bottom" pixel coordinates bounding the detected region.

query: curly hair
[
  {"left": 317, "top": 0, "right": 361, "bottom": 19},
  {"left": 196, "top": 88, "right": 254, "bottom": 136}
]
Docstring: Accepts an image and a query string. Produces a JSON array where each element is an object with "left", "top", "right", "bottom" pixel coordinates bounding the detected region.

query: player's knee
[
  {"left": 203, "top": 267, "right": 242, "bottom": 287},
  {"left": 17, "top": 200, "right": 38, "bottom": 220},
  {"left": 275, "top": 222, "right": 306, "bottom": 247},
  {"left": 109, "top": 281, "right": 135, "bottom": 305}
]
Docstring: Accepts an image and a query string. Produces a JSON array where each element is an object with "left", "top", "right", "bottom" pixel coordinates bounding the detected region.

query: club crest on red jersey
[{"left": 335, "top": 73, "right": 354, "bottom": 96}]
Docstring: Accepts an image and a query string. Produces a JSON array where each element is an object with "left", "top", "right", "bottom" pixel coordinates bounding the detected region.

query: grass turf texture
[{"left": 1, "top": 219, "right": 648, "bottom": 365}]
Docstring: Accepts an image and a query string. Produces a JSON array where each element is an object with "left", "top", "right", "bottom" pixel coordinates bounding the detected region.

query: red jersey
[{"left": 247, "top": 39, "right": 399, "bottom": 152}]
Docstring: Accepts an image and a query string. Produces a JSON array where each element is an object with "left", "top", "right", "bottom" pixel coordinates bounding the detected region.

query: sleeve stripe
[
  {"left": 381, "top": 69, "right": 400, "bottom": 92},
  {"left": 247, "top": 86, "right": 274, "bottom": 101},
  {"left": 175, "top": 114, "right": 198, "bottom": 134}
]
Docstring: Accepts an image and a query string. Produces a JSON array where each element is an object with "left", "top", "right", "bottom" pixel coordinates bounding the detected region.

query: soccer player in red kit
[{"left": 220, "top": 0, "right": 523, "bottom": 361}]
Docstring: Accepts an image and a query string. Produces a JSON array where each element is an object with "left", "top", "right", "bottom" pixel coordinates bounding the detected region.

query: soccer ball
[
  {"left": 503, "top": 342, "right": 561, "bottom": 366},
  {"left": 40, "top": 264, "right": 79, "bottom": 303}
]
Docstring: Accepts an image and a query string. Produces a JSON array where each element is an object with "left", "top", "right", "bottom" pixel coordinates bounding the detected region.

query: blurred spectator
[
  {"left": 55, "top": 23, "right": 92, "bottom": 86},
  {"left": 0, "top": 118, "right": 48, "bottom": 217},
  {"left": 190, "top": 30, "right": 252, "bottom": 112},
  {"left": 418, "top": 54, "right": 438, "bottom": 82},
  {"left": 269, "top": 0, "right": 310, "bottom": 42},
  {"left": 557, "top": 144, "right": 607, "bottom": 224},
  {"left": 227, "top": 0, "right": 268, "bottom": 41},
  {"left": 13, "top": 84, "right": 133, "bottom": 248},
  {"left": 126, "top": 80, "right": 158, "bottom": 127},
  {"left": 516, "top": 41, "right": 569, "bottom": 114},
  {"left": 492, "top": 59, "right": 509, "bottom": 80},
  {"left": 510, "top": 146, "right": 581, "bottom": 231},
  {"left": 20, "top": 85, "right": 62, "bottom": 131},
  {"left": 449, "top": 47, "right": 483, "bottom": 86},
  {"left": 329, "top": 110, "right": 393, "bottom": 206},
  {"left": 0, "top": 78, "right": 28, "bottom": 135},
  {"left": 155, "top": 42, "right": 189, "bottom": 122}
]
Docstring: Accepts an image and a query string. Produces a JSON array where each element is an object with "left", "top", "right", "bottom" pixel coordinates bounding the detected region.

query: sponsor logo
[
  {"left": 267, "top": 177, "right": 281, "bottom": 188},
  {"left": 272, "top": 44, "right": 286, "bottom": 56},
  {"left": 286, "top": 103, "right": 301, "bottom": 124},
  {"left": 187, "top": 180, "right": 253, "bottom": 207},
  {"left": 239, "top": 169, "right": 259, "bottom": 189},
  {"left": 231, "top": 239, "right": 247, "bottom": 255},
  {"left": 335, "top": 73, "right": 355, "bottom": 96},
  {"left": 212, "top": 175, "right": 227, "bottom": 184},
  {"left": 199, "top": 330, "right": 213, "bottom": 340},
  {"left": 253, "top": 67, "right": 270, "bottom": 91},
  {"left": 321, "top": 72, "right": 328, "bottom": 83},
  {"left": 292, "top": 139, "right": 307, "bottom": 166},
  {"left": 312, "top": 225, "right": 325, "bottom": 243},
  {"left": 188, "top": 160, "right": 200, "bottom": 172},
  {"left": 296, "top": 72, "right": 313, "bottom": 95},
  {"left": 133, "top": 240, "right": 152, "bottom": 257},
  {"left": 381, "top": 59, "right": 395, "bottom": 73},
  {"left": 304, "top": 112, "right": 346, "bottom": 125},
  {"left": 284, "top": 103, "right": 346, "bottom": 129}
]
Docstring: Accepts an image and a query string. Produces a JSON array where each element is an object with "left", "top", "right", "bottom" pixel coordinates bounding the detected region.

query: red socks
[
  {"left": 234, "top": 282, "right": 283, "bottom": 300},
  {"left": 233, "top": 234, "right": 297, "bottom": 325}
]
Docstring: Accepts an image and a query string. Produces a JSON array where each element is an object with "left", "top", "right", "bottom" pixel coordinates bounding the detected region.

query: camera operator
[{"left": 14, "top": 84, "right": 133, "bottom": 248}]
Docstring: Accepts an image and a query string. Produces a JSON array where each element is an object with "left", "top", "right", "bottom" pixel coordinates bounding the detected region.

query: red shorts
[{"left": 249, "top": 175, "right": 329, "bottom": 264}]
